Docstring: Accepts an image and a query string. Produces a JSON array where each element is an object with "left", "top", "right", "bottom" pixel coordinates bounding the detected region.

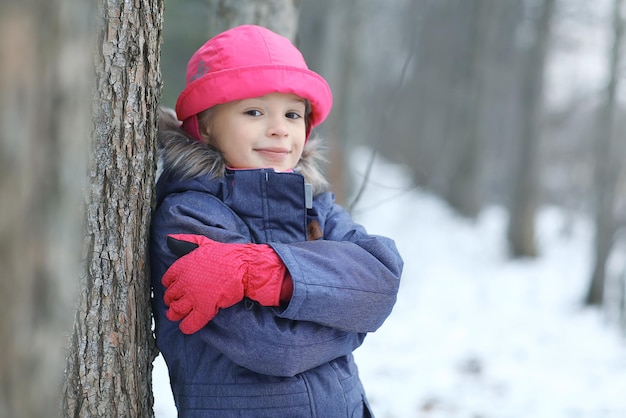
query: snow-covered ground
[
  {"left": 349, "top": 151, "right": 626, "bottom": 418},
  {"left": 153, "top": 150, "right": 626, "bottom": 417}
]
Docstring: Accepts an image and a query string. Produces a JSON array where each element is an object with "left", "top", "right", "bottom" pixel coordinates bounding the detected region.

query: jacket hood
[{"left": 157, "top": 107, "right": 330, "bottom": 195}]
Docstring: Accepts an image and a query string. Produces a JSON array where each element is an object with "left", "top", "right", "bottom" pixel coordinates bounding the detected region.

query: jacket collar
[
  {"left": 225, "top": 169, "right": 310, "bottom": 243},
  {"left": 155, "top": 166, "right": 312, "bottom": 243}
]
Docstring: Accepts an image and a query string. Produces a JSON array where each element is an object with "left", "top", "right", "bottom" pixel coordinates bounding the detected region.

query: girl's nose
[{"left": 267, "top": 116, "right": 289, "bottom": 138}]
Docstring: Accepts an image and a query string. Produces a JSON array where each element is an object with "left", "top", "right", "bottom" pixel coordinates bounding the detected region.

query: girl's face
[{"left": 207, "top": 92, "right": 307, "bottom": 172}]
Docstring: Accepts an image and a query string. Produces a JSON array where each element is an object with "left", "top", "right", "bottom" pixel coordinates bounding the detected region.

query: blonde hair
[{"left": 197, "top": 107, "right": 216, "bottom": 144}]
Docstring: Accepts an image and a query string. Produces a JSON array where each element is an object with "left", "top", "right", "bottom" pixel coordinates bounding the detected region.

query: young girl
[{"left": 151, "top": 25, "right": 403, "bottom": 418}]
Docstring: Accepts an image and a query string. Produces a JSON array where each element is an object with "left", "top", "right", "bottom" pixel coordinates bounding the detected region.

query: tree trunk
[
  {"left": 585, "top": 0, "right": 624, "bottom": 306},
  {"left": 445, "top": 0, "right": 489, "bottom": 219},
  {"left": 507, "top": 0, "right": 556, "bottom": 258},
  {"left": 0, "top": 1, "right": 92, "bottom": 416},
  {"left": 205, "top": 0, "right": 298, "bottom": 39},
  {"left": 299, "top": 0, "right": 372, "bottom": 207},
  {"left": 62, "top": 0, "right": 163, "bottom": 416}
]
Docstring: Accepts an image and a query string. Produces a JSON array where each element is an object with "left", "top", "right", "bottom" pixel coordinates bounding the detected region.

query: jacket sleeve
[
  {"left": 152, "top": 193, "right": 369, "bottom": 377},
  {"left": 201, "top": 204, "right": 403, "bottom": 377},
  {"left": 271, "top": 201, "right": 403, "bottom": 332},
  {"left": 197, "top": 302, "right": 366, "bottom": 377}
]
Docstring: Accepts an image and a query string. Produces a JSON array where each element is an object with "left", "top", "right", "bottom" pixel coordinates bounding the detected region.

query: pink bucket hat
[{"left": 175, "top": 25, "right": 333, "bottom": 140}]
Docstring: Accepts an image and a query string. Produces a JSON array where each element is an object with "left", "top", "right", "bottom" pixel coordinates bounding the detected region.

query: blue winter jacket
[{"left": 151, "top": 113, "right": 403, "bottom": 417}]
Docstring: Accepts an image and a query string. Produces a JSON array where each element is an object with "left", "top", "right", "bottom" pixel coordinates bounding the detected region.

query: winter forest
[{"left": 1, "top": 0, "right": 625, "bottom": 417}]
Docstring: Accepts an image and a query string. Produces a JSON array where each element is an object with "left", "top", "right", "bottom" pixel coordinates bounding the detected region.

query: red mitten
[{"left": 162, "top": 234, "right": 290, "bottom": 334}]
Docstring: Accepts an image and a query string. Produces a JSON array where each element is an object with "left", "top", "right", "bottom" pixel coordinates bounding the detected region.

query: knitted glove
[{"left": 162, "top": 234, "right": 289, "bottom": 334}]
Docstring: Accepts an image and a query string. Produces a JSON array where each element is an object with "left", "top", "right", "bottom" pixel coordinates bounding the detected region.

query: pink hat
[{"left": 175, "top": 25, "right": 333, "bottom": 140}]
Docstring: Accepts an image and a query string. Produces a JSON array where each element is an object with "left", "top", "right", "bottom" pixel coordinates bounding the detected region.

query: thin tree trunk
[
  {"left": 585, "top": 0, "right": 624, "bottom": 306},
  {"left": 62, "top": 0, "right": 163, "bottom": 416},
  {"left": 507, "top": 0, "right": 556, "bottom": 258},
  {"left": 445, "top": 0, "right": 488, "bottom": 219},
  {"left": 327, "top": 0, "right": 363, "bottom": 207},
  {"left": 0, "top": 1, "right": 92, "bottom": 416},
  {"left": 205, "top": 0, "right": 298, "bottom": 39}
]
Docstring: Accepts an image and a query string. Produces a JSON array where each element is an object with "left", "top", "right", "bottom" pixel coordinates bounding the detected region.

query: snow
[{"left": 153, "top": 149, "right": 626, "bottom": 417}]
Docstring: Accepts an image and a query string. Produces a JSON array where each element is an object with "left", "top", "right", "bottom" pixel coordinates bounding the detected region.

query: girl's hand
[{"left": 162, "top": 234, "right": 289, "bottom": 334}]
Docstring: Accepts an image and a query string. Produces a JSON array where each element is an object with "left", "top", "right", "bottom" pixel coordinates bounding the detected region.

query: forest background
[
  {"left": 163, "top": 0, "right": 626, "bottom": 306},
  {"left": 0, "top": 0, "right": 624, "bottom": 416}
]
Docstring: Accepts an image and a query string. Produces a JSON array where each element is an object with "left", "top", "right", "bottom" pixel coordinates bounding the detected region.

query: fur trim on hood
[{"left": 157, "top": 107, "right": 330, "bottom": 196}]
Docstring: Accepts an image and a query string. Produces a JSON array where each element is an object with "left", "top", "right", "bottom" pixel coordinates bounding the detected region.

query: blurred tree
[
  {"left": 585, "top": 0, "right": 624, "bottom": 306},
  {"left": 0, "top": 1, "right": 91, "bottom": 416},
  {"left": 206, "top": 0, "right": 298, "bottom": 39},
  {"left": 161, "top": 0, "right": 210, "bottom": 106},
  {"left": 442, "top": 0, "right": 489, "bottom": 218},
  {"left": 61, "top": 0, "right": 162, "bottom": 416},
  {"left": 299, "top": 0, "right": 365, "bottom": 206},
  {"left": 381, "top": 1, "right": 524, "bottom": 215},
  {"left": 507, "top": 0, "right": 556, "bottom": 258}
]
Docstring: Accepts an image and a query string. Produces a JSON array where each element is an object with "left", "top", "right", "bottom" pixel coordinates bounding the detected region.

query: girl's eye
[
  {"left": 285, "top": 111, "right": 302, "bottom": 120},
  {"left": 244, "top": 109, "right": 262, "bottom": 117}
]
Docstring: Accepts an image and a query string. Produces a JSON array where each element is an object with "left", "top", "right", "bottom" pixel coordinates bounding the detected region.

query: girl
[{"left": 151, "top": 25, "right": 403, "bottom": 418}]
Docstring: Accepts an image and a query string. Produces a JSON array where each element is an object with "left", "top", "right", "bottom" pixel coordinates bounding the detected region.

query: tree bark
[
  {"left": 62, "top": 0, "right": 163, "bottom": 416},
  {"left": 585, "top": 0, "right": 624, "bottom": 306},
  {"left": 507, "top": 0, "right": 556, "bottom": 258}
]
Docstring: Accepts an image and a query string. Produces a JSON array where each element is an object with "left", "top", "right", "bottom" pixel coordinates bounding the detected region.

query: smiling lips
[{"left": 255, "top": 147, "right": 290, "bottom": 161}]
